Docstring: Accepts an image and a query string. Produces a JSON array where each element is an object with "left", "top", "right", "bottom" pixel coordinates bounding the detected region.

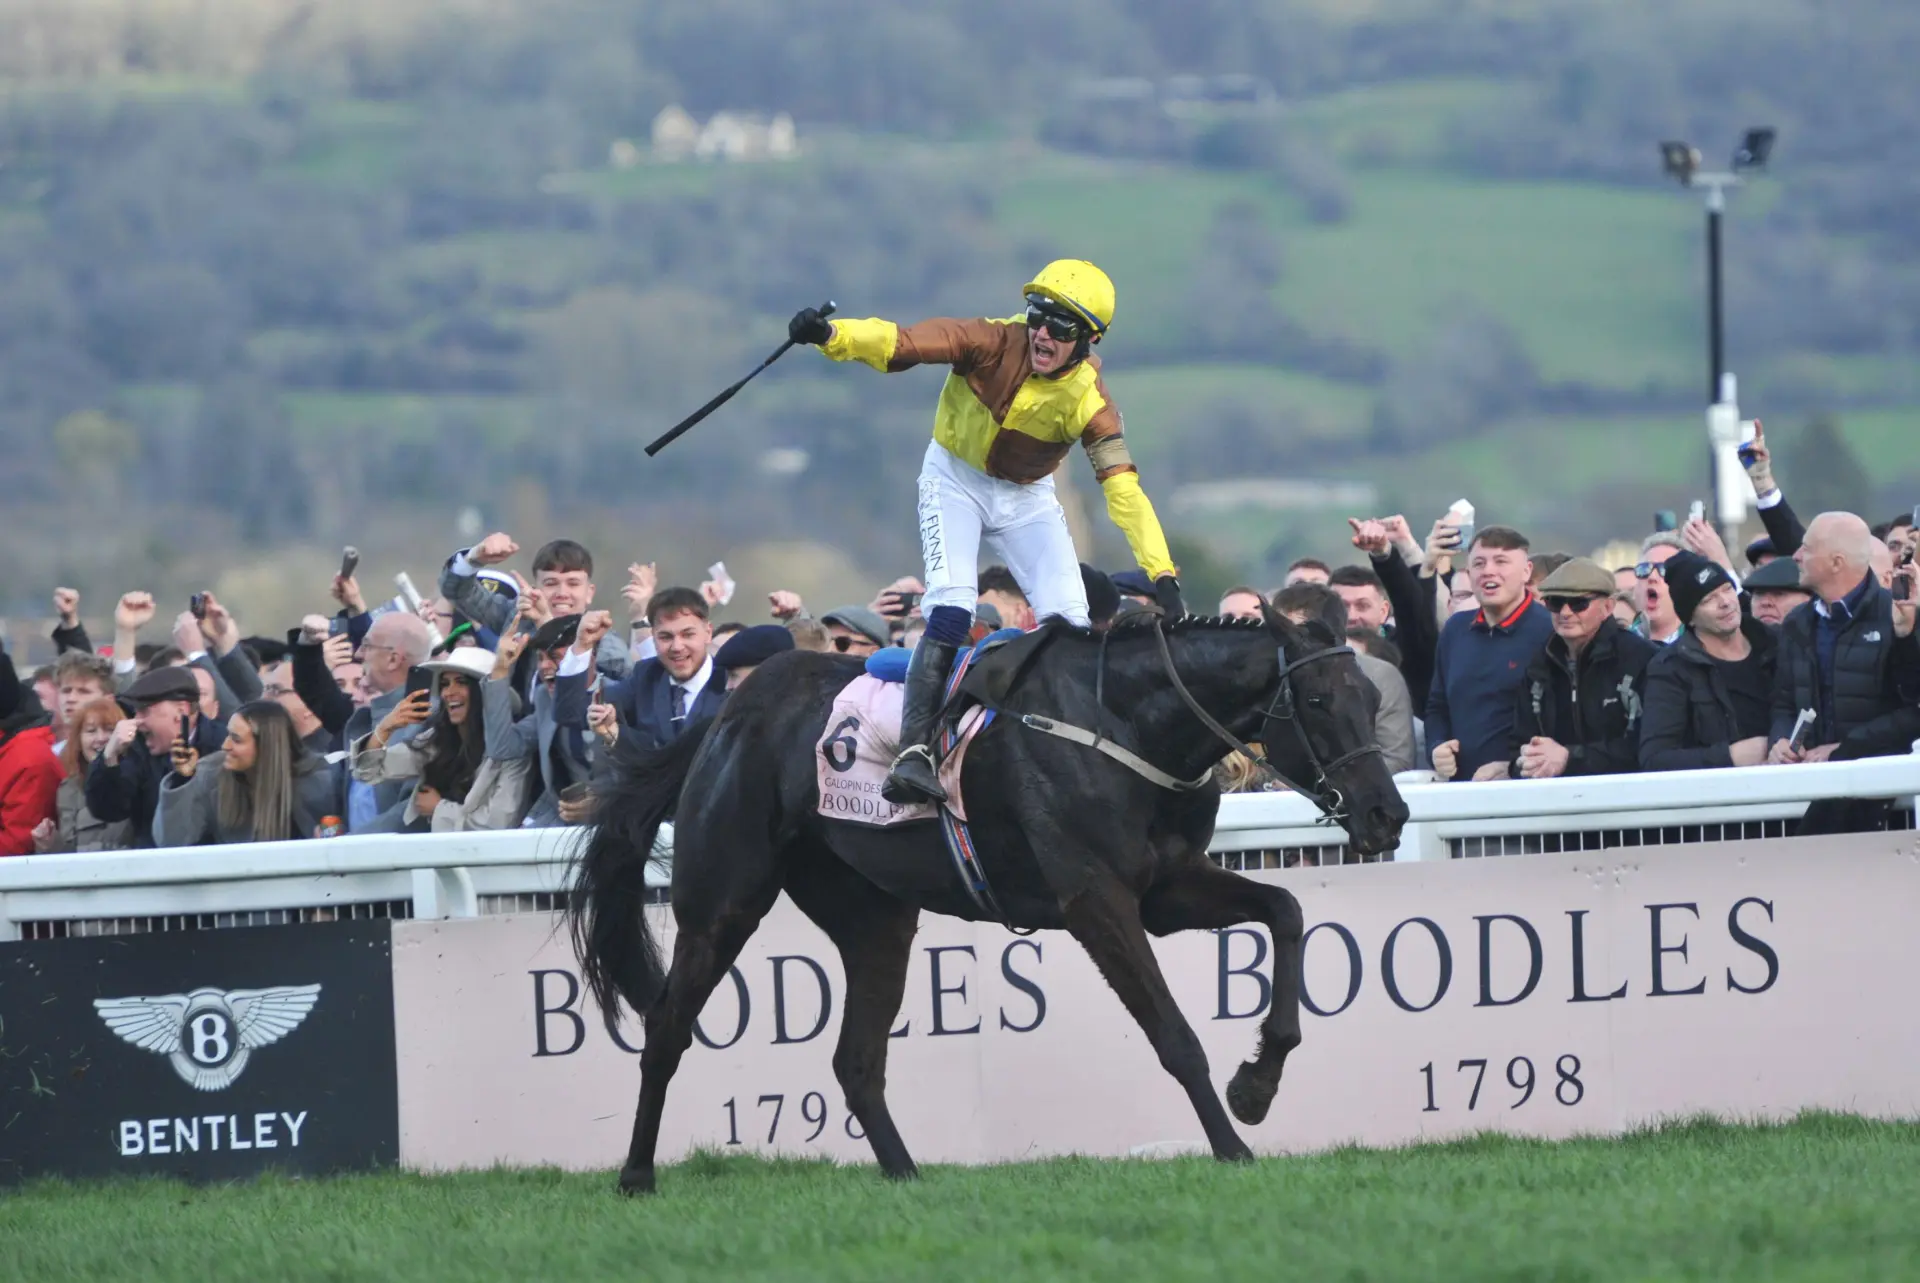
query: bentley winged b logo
[{"left": 94, "top": 985, "right": 322, "bottom": 1091}]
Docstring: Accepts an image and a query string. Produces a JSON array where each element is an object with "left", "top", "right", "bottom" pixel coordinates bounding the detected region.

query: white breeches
[{"left": 916, "top": 441, "right": 1090, "bottom": 628}]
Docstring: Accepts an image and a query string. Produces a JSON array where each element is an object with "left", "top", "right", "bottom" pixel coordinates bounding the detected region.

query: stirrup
[{"left": 882, "top": 744, "right": 946, "bottom": 804}]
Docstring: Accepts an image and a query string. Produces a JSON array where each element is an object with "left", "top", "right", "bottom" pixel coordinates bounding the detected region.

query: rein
[
  {"left": 1000, "top": 615, "right": 1380, "bottom": 821},
  {"left": 1148, "top": 618, "right": 1378, "bottom": 823}
]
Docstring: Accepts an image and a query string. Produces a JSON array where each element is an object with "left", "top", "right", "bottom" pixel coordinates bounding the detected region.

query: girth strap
[{"left": 1016, "top": 713, "right": 1213, "bottom": 792}]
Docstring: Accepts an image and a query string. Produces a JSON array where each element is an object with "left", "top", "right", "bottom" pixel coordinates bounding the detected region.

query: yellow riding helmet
[{"left": 1022, "top": 259, "right": 1115, "bottom": 336}]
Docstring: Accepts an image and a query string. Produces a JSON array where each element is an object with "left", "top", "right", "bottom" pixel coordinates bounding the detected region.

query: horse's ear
[{"left": 1259, "top": 598, "right": 1298, "bottom": 642}]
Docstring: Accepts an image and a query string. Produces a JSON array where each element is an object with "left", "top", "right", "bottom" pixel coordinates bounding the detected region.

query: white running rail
[{"left": 3, "top": 754, "right": 1917, "bottom": 940}]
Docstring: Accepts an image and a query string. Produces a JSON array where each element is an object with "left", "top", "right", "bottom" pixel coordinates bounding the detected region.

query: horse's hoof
[
  {"left": 1226, "top": 1065, "right": 1279, "bottom": 1126},
  {"left": 1213, "top": 1139, "right": 1257, "bottom": 1164},
  {"left": 881, "top": 1161, "right": 921, "bottom": 1182},
  {"left": 618, "top": 1166, "right": 657, "bottom": 1197}
]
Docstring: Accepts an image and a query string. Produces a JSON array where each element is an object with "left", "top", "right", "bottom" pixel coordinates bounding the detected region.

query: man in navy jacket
[
  {"left": 1425, "top": 525, "right": 1553, "bottom": 781},
  {"left": 556, "top": 587, "right": 725, "bottom": 750}
]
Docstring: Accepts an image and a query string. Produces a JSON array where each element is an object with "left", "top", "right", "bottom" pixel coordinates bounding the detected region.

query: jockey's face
[{"left": 1027, "top": 324, "right": 1072, "bottom": 375}]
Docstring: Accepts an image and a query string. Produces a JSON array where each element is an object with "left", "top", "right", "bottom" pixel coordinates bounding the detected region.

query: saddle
[
  {"left": 948, "top": 625, "right": 1059, "bottom": 714},
  {"left": 816, "top": 628, "right": 1048, "bottom": 832}
]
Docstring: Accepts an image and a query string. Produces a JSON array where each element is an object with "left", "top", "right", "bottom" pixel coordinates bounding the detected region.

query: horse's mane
[
  {"left": 1102, "top": 613, "right": 1270, "bottom": 637},
  {"left": 1167, "top": 614, "right": 1270, "bottom": 634},
  {"left": 1095, "top": 612, "right": 1340, "bottom": 648}
]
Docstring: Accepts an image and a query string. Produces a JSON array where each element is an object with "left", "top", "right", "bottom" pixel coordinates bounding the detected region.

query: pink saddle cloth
[{"left": 816, "top": 676, "right": 988, "bottom": 827}]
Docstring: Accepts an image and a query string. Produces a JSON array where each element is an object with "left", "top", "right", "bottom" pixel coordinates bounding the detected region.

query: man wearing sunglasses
[
  {"left": 1506, "top": 559, "right": 1655, "bottom": 780},
  {"left": 789, "top": 260, "right": 1180, "bottom": 804},
  {"left": 1632, "top": 535, "right": 1685, "bottom": 644}
]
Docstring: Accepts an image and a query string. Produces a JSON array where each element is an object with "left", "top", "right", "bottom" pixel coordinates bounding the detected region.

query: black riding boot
[{"left": 882, "top": 637, "right": 958, "bottom": 805}]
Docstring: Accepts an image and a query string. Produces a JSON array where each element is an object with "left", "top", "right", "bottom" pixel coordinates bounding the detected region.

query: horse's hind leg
[
  {"left": 620, "top": 872, "right": 783, "bottom": 1196},
  {"left": 783, "top": 846, "right": 921, "bottom": 1180},
  {"left": 1062, "top": 875, "right": 1253, "bottom": 1163},
  {"left": 1140, "top": 861, "right": 1304, "bottom": 1127}
]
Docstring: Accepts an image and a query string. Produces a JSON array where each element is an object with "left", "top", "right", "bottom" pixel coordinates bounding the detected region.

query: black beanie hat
[{"left": 1663, "top": 549, "right": 1736, "bottom": 626}]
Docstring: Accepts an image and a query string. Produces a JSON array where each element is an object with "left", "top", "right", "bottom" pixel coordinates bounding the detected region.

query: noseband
[{"left": 1150, "top": 619, "right": 1379, "bottom": 824}]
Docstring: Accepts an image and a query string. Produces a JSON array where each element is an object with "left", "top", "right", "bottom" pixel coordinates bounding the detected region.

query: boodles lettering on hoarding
[{"left": 388, "top": 838, "right": 1920, "bottom": 1173}]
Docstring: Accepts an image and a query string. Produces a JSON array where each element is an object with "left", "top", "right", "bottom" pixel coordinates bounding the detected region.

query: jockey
[{"left": 788, "top": 259, "right": 1183, "bottom": 805}]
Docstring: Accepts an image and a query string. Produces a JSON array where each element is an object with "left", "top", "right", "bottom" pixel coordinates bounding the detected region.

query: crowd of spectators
[{"left": 1, "top": 419, "right": 1916, "bottom": 855}]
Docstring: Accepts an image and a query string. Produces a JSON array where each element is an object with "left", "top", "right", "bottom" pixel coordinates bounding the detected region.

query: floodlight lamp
[
  {"left": 1660, "top": 141, "right": 1701, "bottom": 184},
  {"left": 1732, "top": 127, "right": 1776, "bottom": 171}
]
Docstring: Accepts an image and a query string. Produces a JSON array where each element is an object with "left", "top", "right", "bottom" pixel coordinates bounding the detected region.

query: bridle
[{"left": 1149, "top": 618, "right": 1380, "bottom": 824}]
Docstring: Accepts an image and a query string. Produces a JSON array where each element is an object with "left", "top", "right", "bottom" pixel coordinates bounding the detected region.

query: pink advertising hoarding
[{"left": 390, "top": 832, "right": 1920, "bottom": 1171}]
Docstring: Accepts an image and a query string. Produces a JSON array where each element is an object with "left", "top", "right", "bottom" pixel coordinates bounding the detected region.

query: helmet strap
[{"left": 1040, "top": 334, "right": 1093, "bottom": 379}]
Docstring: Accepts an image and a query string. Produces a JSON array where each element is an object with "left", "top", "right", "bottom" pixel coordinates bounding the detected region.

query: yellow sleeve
[
  {"left": 1100, "top": 470, "right": 1178, "bottom": 581},
  {"left": 820, "top": 317, "right": 900, "bottom": 372}
]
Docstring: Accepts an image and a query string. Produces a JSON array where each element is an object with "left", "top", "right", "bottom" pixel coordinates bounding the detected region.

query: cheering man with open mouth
[{"left": 789, "top": 259, "right": 1181, "bottom": 805}]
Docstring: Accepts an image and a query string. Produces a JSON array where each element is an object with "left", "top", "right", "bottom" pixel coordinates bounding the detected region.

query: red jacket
[{"left": 0, "top": 725, "right": 64, "bottom": 855}]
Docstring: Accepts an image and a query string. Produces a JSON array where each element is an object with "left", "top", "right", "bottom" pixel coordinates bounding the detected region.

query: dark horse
[{"left": 569, "top": 606, "right": 1408, "bottom": 1194}]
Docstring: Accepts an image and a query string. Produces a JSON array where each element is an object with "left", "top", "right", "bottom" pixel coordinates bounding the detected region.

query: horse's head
[{"left": 1257, "top": 604, "right": 1409, "bottom": 857}]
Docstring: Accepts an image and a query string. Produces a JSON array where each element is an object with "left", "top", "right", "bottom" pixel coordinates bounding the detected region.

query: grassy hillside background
[{"left": 2, "top": 0, "right": 1916, "bottom": 632}]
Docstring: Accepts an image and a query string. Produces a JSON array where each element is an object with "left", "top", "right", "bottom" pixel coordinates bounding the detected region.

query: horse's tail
[{"left": 567, "top": 719, "right": 713, "bottom": 1036}]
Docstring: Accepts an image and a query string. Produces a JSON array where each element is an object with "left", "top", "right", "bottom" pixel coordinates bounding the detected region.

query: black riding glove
[
  {"left": 788, "top": 307, "right": 834, "bottom": 347},
  {"left": 1154, "top": 575, "right": 1185, "bottom": 620}
]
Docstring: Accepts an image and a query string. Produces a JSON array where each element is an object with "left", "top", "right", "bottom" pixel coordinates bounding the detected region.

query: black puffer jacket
[
  {"left": 1639, "top": 619, "right": 1777, "bottom": 771},
  {"left": 1769, "top": 575, "right": 1915, "bottom": 749},
  {"left": 1509, "top": 619, "right": 1656, "bottom": 776},
  {"left": 84, "top": 716, "right": 229, "bottom": 849}
]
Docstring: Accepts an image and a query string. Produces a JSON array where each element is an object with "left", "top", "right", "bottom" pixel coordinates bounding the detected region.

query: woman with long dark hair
[
  {"left": 155, "top": 700, "right": 334, "bottom": 846},
  {"left": 353, "top": 642, "right": 530, "bottom": 831}
]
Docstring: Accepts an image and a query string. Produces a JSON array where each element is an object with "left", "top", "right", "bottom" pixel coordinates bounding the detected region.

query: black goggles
[{"left": 1024, "top": 294, "right": 1089, "bottom": 342}]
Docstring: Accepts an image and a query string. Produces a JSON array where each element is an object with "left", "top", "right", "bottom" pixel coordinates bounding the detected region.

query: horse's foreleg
[
  {"left": 1063, "top": 876, "right": 1253, "bottom": 1163},
  {"left": 784, "top": 851, "right": 921, "bottom": 1180},
  {"left": 1139, "top": 862, "right": 1303, "bottom": 1126}
]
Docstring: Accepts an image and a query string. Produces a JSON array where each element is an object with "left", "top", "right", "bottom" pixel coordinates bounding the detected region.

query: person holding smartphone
[
  {"left": 1762, "top": 515, "right": 1920, "bottom": 838},
  {"left": 351, "top": 642, "right": 532, "bottom": 832},
  {"left": 82, "top": 666, "right": 227, "bottom": 848},
  {"left": 155, "top": 700, "right": 333, "bottom": 846}
]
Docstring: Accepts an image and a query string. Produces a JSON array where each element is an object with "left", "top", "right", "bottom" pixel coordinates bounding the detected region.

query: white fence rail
[{"left": 4, "top": 755, "right": 1918, "bottom": 941}]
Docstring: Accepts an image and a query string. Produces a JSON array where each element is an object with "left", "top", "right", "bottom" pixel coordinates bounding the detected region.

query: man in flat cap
[
  {"left": 84, "top": 666, "right": 227, "bottom": 847},
  {"left": 1507, "top": 558, "right": 1656, "bottom": 779},
  {"left": 1743, "top": 555, "right": 1812, "bottom": 630},
  {"left": 715, "top": 624, "right": 795, "bottom": 692}
]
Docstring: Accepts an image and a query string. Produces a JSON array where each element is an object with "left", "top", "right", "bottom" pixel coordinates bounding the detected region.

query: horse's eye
[{"left": 1305, "top": 695, "right": 1327, "bottom": 709}]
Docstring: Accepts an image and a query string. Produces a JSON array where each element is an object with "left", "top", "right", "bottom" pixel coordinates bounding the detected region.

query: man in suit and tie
[{"left": 556, "top": 587, "right": 726, "bottom": 750}]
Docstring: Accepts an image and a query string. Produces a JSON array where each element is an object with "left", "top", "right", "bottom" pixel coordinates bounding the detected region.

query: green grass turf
[{"left": 7, "top": 1114, "right": 1918, "bottom": 1282}]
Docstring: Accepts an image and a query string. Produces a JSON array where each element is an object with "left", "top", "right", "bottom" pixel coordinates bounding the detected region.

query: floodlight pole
[
  {"left": 1704, "top": 179, "right": 1726, "bottom": 405},
  {"left": 1685, "top": 170, "right": 1744, "bottom": 550}
]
